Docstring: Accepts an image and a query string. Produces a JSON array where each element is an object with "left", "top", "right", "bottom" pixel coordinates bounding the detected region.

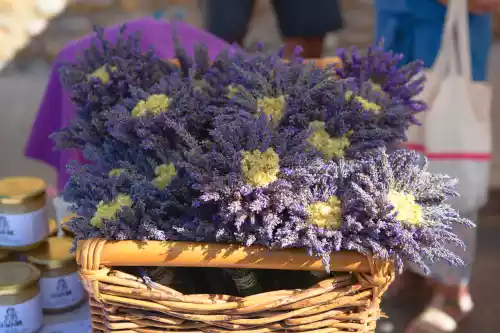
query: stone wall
[
  {"left": 0, "top": 0, "right": 204, "bottom": 73},
  {"left": 0, "top": 0, "right": 376, "bottom": 74},
  {"left": 337, "top": 0, "right": 374, "bottom": 49}
]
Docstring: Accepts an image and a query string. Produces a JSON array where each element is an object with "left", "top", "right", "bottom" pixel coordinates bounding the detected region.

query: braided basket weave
[
  {"left": 75, "top": 56, "right": 395, "bottom": 332},
  {"left": 77, "top": 239, "right": 394, "bottom": 333}
]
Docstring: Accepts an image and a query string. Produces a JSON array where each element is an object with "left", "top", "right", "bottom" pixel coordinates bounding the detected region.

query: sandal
[{"left": 405, "top": 292, "right": 474, "bottom": 333}]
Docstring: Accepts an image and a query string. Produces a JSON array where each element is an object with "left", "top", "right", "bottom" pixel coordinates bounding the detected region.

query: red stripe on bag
[{"left": 403, "top": 144, "right": 491, "bottom": 161}]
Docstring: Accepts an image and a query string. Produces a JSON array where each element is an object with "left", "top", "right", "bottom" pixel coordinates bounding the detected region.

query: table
[{"left": 41, "top": 303, "right": 91, "bottom": 333}]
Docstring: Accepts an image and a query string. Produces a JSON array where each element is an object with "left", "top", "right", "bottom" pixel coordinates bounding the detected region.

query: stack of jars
[{"left": 0, "top": 177, "right": 85, "bottom": 333}]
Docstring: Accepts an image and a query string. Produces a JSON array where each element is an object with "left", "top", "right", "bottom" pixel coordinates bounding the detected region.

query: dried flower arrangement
[{"left": 54, "top": 27, "right": 473, "bottom": 275}]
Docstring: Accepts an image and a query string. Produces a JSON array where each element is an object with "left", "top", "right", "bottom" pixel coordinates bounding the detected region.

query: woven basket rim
[{"left": 76, "top": 239, "right": 380, "bottom": 273}]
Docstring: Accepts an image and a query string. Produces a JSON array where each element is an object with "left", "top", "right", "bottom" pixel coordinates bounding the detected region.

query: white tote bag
[{"left": 406, "top": 0, "right": 492, "bottom": 212}]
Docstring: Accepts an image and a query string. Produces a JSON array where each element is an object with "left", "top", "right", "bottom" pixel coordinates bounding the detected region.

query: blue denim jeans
[
  {"left": 374, "top": 4, "right": 491, "bottom": 81},
  {"left": 203, "top": 0, "right": 343, "bottom": 42}
]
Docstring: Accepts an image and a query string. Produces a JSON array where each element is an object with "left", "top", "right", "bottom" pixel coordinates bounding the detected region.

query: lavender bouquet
[{"left": 54, "top": 28, "right": 473, "bottom": 273}]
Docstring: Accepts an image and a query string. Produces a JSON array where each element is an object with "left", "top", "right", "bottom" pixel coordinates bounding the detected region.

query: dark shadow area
[{"left": 378, "top": 207, "right": 500, "bottom": 333}]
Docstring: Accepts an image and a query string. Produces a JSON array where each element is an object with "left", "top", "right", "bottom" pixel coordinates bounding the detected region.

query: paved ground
[{"left": 376, "top": 212, "right": 500, "bottom": 333}]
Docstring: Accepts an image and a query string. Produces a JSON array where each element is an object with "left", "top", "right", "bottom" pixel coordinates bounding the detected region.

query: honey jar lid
[
  {"left": 48, "top": 219, "right": 60, "bottom": 237},
  {"left": 0, "top": 177, "right": 47, "bottom": 205},
  {"left": 0, "top": 261, "right": 40, "bottom": 296},
  {"left": 25, "top": 236, "right": 75, "bottom": 269}
]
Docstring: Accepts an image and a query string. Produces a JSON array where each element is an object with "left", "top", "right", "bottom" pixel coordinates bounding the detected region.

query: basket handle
[{"left": 76, "top": 239, "right": 370, "bottom": 273}]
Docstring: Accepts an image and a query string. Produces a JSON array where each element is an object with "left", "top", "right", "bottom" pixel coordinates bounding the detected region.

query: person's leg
[
  {"left": 202, "top": 0, "right": 254, "bottom": 46},
  {"left": 272, "top": 0, "right": 343, "bottom": 58},
  {"left": 403, "top": 13, "right": 490, "bottom": 332}
]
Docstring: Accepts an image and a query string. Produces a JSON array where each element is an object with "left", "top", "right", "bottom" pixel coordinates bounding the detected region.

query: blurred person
[
  {"left": 374, "top": 0, "right": 498, "bottom": 332},
  {"left": 202, "top": 0, "right": 343, "bottom": 58}
]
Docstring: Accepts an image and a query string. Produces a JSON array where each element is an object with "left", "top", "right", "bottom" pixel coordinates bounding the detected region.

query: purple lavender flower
[
  {"left": 220, "top": 53, "right": 340, "bottom": 126},
  {"left": 336, "top": 43, "right": 427, "bottom": 126},
  {"left": 184, "top": 125, "right": 472, "bottom": 273},
  {"left": 314, "top": 80, "right": 415, "bottom": 156},
  {"left": 53, "top": 25, "right": 181, "bottom": 155},
  {"left": 338, "top": 148, "right": 473, "bottom": 272},
  {"left": 205, "top": 47, "right": 425, "bottom": 158},
  {"left": 55, "top": 31, "right": 472, "bottom": 274},
  {"left": 181, "top": 115, "right": 318, "bottom": 244},
  {"left": 63, "top": 161, "right": 196, "bottom": 245}
]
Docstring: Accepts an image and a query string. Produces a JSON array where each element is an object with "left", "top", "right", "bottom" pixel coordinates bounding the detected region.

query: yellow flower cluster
[
  {"left": 345, "top": 91, "right": 382, "bottom": 114},
  {"left": 194, "top": 79, "right": 208, "bottom": 92},
  {"left": 387, "top": 189, "right": 423, "bottom": 226},
  {"left": 371, "top": 82, "right": 384, "bottom": 94},
  {"left": 227, "top": 85, "right": 239, "bottom": 99},
  {"left": 257, "top": 95, "right": 286, "bottom": 126},
  {"left": 307, "top": 121, "right": 350, "bottom": 159},
  {"left": 88, "top": 65, "right": 116, "bottom": 83},
  {"left": 131, "top": 94, "right": 171, "bottom": 117},
  {"left": 90, "top": 194, "right": 133, "bottom": 228},
  {"left": 241, "top": 148, "right": 280, "bottom": 187},
  {"left": 307, "top": 196, "right": 342, "bottom": 230},
  {"left": 108, "top": 168, "right": 125, "bottom": 177},
  {"left": 152, "top": 163, "right": 177, "bottom": 190}
]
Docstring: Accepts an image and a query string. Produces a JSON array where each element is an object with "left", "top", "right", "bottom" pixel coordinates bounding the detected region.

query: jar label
[
  {"left": 40, "top": 272, "right": 85, "bottom": 310},
  {"left": 0, "top": 293, "right": 43, "bottom": 333},
  {"left": 0, "top": 208, "right": 48, "bottom": 247}
]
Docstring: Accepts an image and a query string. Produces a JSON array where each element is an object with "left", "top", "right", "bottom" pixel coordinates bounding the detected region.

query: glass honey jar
[
  {"left": 24, "top": 236, "right": 85, "bottom": 313},
  {"left": 0, "top": 177, "right": 49, "bottom": 250},
  {"left": 0, "top": 261, "right": 43, "bottom": 333}
]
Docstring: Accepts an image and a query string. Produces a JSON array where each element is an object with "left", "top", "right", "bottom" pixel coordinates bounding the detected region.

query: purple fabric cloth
[{"left": 24, "top": 19, "right": 231, "bottom": 192}]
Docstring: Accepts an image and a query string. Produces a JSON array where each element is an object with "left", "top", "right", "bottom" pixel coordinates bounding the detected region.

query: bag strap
[
  {"left": 431, "top": 0, "right": 457, "bottom": 75},
  {"left": 455, "top": 0, "right": 472, "bottom": 81},
  {"left": 447, "top": 3, "right": 461, "bottom": 79},
  {"left": 432, "top": 0, "right": 472, "bottom": 81}
]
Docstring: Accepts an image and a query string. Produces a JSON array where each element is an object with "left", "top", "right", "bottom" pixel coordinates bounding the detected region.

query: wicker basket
[
  {"left": 77, "top": 240, "right": 394, "bottom": 333},
  {"left": 76, "top": 55, "right": 394, "bottom": 333}
]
